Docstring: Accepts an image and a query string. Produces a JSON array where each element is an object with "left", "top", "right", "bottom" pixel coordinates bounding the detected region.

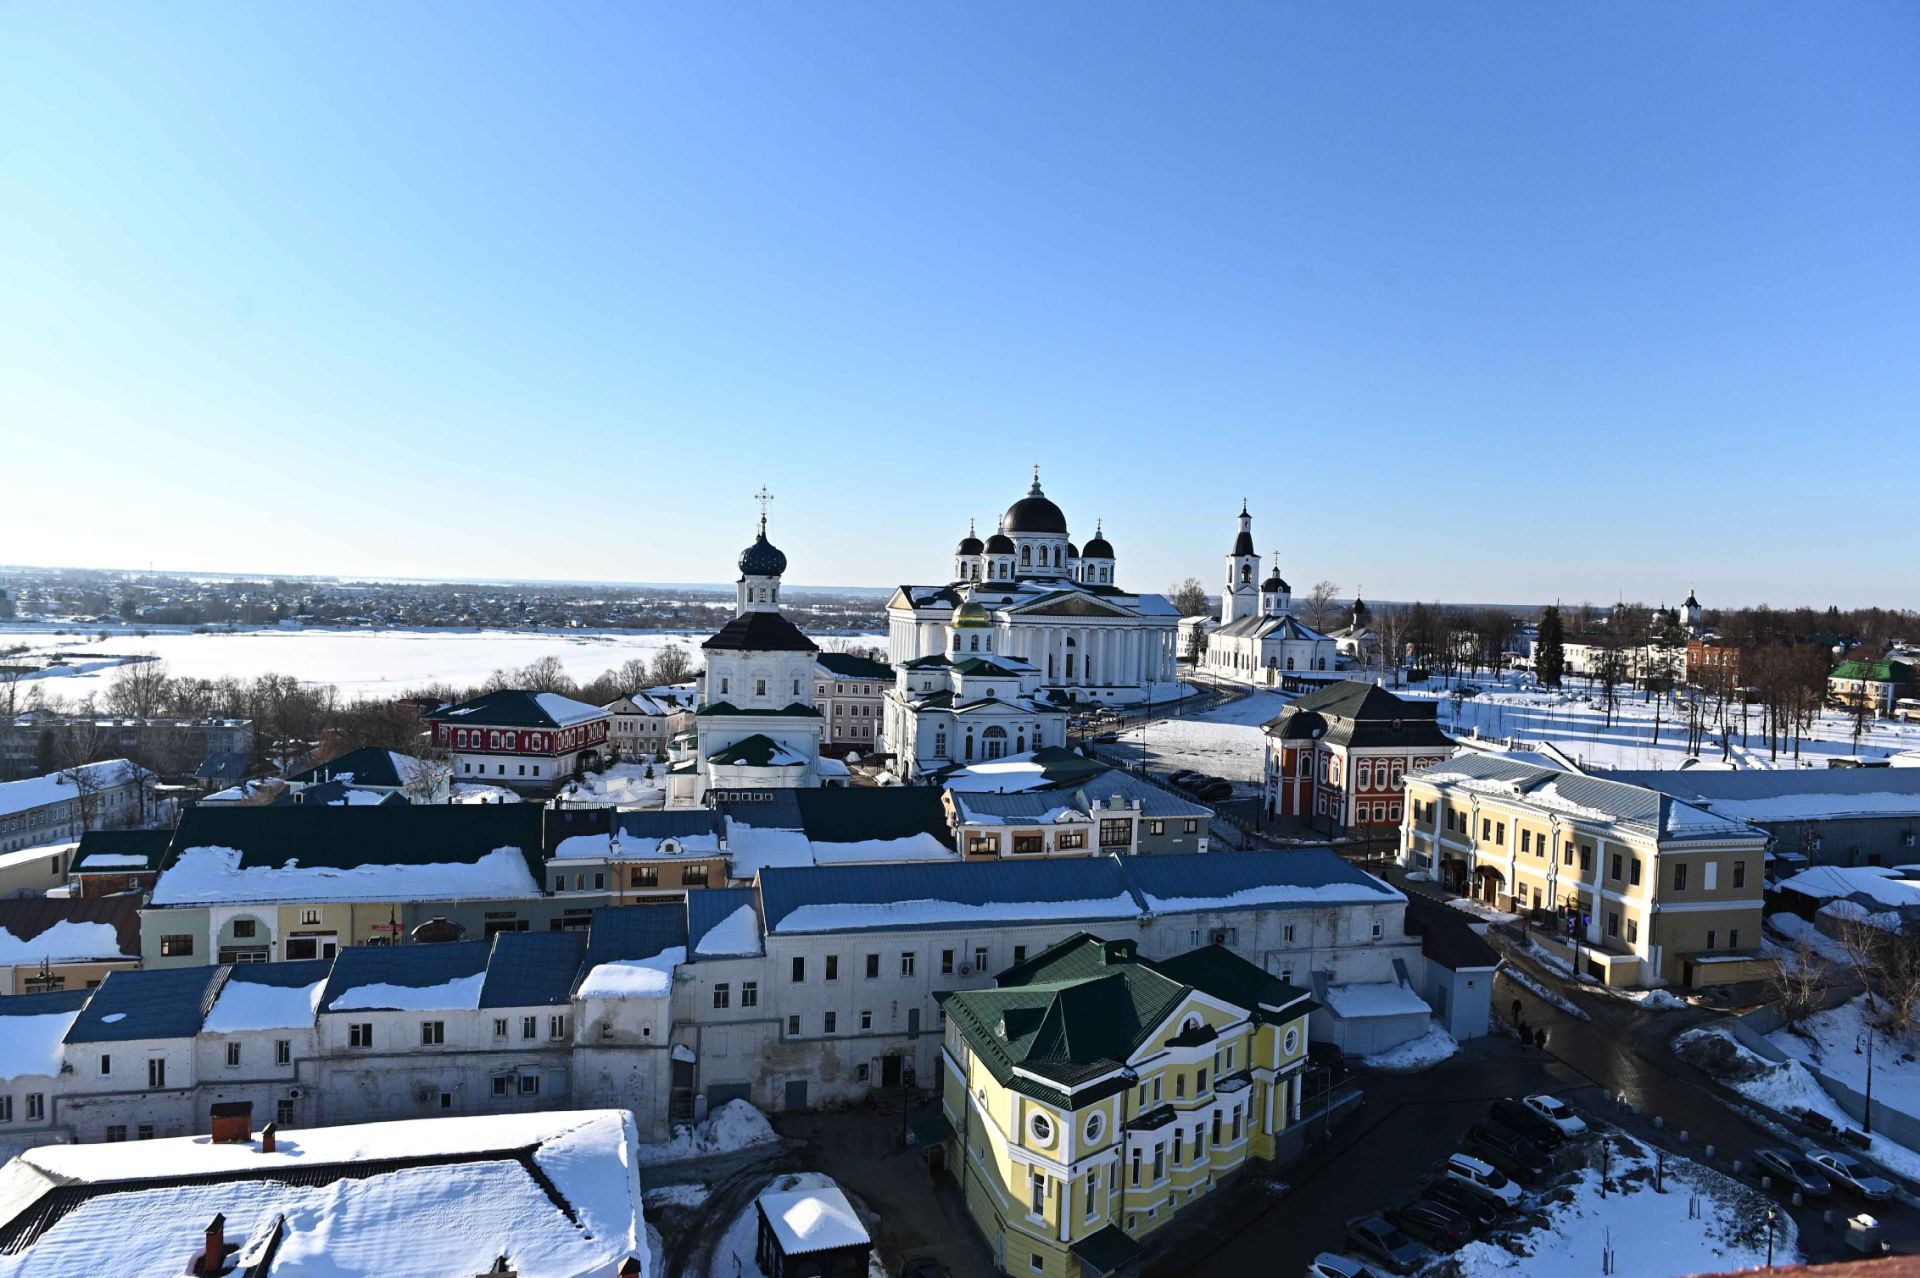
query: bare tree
[
  {"left": 517, "top": 655, "right": 574, "bottom": 694},
  {"left": 611, "top": 657, "right": 653, "bottom": 692},
  {"left": 1373, "top": 605, "right": 1410, "bottom": 686},
  {"left": 649, "top": 644, "right": 695, "bottom": 687},
  {"left": 1168, "top": 578, "right": 1210, "bottom": 618},
  {"left": 1767, "top": 938, "right": 1826, "bottom": 1027},
  {"left": 1305, "top": 581, "right": 1341, "bottom": 633},
  {"left": 103, "top": 658, "right": 173, "bottom": 719}
]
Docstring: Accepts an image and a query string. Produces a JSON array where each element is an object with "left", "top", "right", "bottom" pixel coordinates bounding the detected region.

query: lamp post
[
  {"left": 1765, "top": 1205, "right": 1777, "bottom": 1268},
  {"left": 1857, "top": 1029, "right": 1877, "bottom": 1134}
]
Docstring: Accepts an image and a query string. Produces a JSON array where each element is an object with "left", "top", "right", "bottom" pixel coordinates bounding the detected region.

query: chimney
[
  {"left": 260, "top": 1121, "right": 277, "bottom": 1154},
  {"left": 209, "top": 1101, "right": 252, "bottom": 1145},
  {"left": 199, "top": 1213, "right": 227, "bottom": 1276}
]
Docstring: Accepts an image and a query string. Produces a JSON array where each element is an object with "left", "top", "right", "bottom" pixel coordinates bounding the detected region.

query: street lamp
[
  {"left": 1765, "top": 1204, "right": 1778, "bottom": 1268},
  {"left": 1857, "top": 1029, "right": 1877, "bottom": 1134}
]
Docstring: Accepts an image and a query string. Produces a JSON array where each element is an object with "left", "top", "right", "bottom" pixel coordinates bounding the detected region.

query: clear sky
[{"left": 2, "top": 4, "right": 1915, "bottom": 608}]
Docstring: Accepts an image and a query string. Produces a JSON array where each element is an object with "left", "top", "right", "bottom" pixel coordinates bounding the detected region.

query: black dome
[
  {"left": 1262, "top": 571, "right": 1289, "bottom": 593},
  {"left": 1004, "top": 473, "right": 1067, "bottom": 535},
  {"left": 984, "top": 531, "right": 1015, "bottom": 554},
  {"left": 1067, "top": 542, "right": 1080, "bottom": 558},
  {"left": 1083, "top": 536, "right": 1114, "bottom": 559},
  {"left": 957, "top": 534, "right": 984, "bottom": 555},
  {"left": 739, "top": 530, "right": 787, "bottom": 577}
]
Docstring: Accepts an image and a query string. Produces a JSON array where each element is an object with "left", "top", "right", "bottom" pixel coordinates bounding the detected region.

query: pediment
[{"left": 1011, "top": 592, "right": 1134, "bottom": 619}]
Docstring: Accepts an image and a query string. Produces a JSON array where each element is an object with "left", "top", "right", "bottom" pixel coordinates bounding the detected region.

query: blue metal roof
[
  {"left": 65, "top": 966, "right": 225, "bottom": 1044},
  {"left": 318, "top": 941, "right": 490, "bottom": 1012},
  {"left": 574, "top": 905, "right": 690, "bottom": 994},
  {"left": 758, "top": 858, "right": 1142, "bottom": 935},
  {"left": 479, "top": 930, "right": 588, "bottom": 1008},
  {"left": 220, "top": 957, "right": 334, "bottom": 992},
  {"left": 713, "top": 790, "right": 805, "bottom": 830},
  {"left": 687, "top": 887, "right": 762, "bottom": 958},
  {"left": 0, "top": 987, "right": 91, "bottom": 1019},
  {"left": 1117, "top": 848, "right": 1400, "bottom": 913}
]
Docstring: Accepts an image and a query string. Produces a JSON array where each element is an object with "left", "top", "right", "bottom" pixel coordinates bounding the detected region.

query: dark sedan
[
  {"left": 1390, "top": 1199, "right": 1473, "bottom": 1252},
  {"left": 1344, "top": 1215, "right": 1424, "bottom": 1275},
  {"left": 1422, "top": 1178, "right": 1505, "bottom": 1229}
]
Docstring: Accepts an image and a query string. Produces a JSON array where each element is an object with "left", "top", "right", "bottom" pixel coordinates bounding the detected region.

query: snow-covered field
[
  {"left": 1407, "top": 673, "right": 1920, "bottom": 770},
  {"left": 1102, "top": 688, "right": 1294, "bottom": 786},
  {"left": 1441, "top": 1132, "right": 1799, "bottom": 1277},
  {"left": 2, "top": 626, "right": 884, "bottom": 701}
]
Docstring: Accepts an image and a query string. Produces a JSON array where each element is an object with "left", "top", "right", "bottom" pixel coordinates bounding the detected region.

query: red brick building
[
  {"left": 1686, "top": 639, "right": 1743, "bottom": 688},
  {"left": 427, "top": 689, "right": 611, "bottom": 792},
  {"left": 1263, "top": 681, "right": 1454, "bottom": 834}
]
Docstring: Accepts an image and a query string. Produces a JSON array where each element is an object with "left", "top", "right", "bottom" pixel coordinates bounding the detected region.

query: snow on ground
[
  {"left": 1504, "top": 963, "right": 1592, "bottom": 1022},
  {"left": 638, "top": 1100, "right": 779, "bottom": 1165},
  {"left": 1100, "top": 688, "right": 1295, "bottom": 787},
  {"left": 1358, "top": 1023, "right": 1459, "bottom": 1072},
  {"left": 560, "top": 762, "right": 668, "bottom": 808},
  {"left": 1446, "top": 1132, "right": 1799, "bottom": 1277},
  {"left": 451, "top": 784, "right": 523, "bottom": 804},
  {"left": 1770, "top": 996, "right": 1920, "bottom": 1127},
  {"left": 707, "top": 1172, "right": 883, "bottom": 1278},
  {"left": 1763, "top": 912, "right": 1854, "bottom": 967},
  {"left": 643, "top": 1183, "right": 710, "bottom": 1210},
  {"left": 1403, "top": 670, "right": 1920, "bottom": 771},
  {"left": 3, "top": 626, "right": 882, "bottom": 702},
  {"left": 1447, "top": 897, "right": 1519, "bottom": 925},
  {"left": 1674, "top": 1026, "right": 1920, "bottom": 1182}
]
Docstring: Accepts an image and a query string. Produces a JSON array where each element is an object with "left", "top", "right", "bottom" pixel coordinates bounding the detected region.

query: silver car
[{"left": 1807, "top": 1150, "right": 1895, "bottom": 1201}]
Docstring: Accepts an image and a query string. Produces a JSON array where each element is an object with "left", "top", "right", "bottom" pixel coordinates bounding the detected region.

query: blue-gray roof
[
  {"left": 580, "top": 905, "right": 688, "bottom": 973},
  {"left": 318, "top": 941, "right": 490, "bottom": 1013},
  {"left": 0, "top": 988, "right": 91, "bottom": 1019},
  {"left": 65, "top": 966, "right": 225, "bottom": 1044},
  {"left": 220, "top": 957, "right": 334, "bottom": 993},
  {"left": 687, "top": 887, "right": 762, "bottom": 957},
  {"left": 1611, "top": 767, "right": 1920, "bottom": 822},
  {"left": 713, "top": 790, "right": 806, "bottom": 831},
  {"left": 1418, "top": 754, "right": 1764, "bottom": 844},
  {"left": 479, "top": 930, "right": 588, "bottom": 1008},
  {"left": 758, "top": 858, "right": 1143, "bottom": 935},
  {"left": 1120, "top": 848, "right": 1400, "bottom": 914}
]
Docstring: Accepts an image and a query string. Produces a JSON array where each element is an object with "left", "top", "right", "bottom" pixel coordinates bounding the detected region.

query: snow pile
[
  {"left": 1770, "top": 996, "right": 1920, "bottom": 1130},
  {"left": 578, "top": 947, "right": 685, "bottom": 1000},
  {"left": 1628, "top": 989, "right": 1689, "bottom": 1011},
  {"left": 203, "top": 976, "right": 325, "bottom": 1032},
  {"left": 1819, "top": 898, "right": 1907, "bottom": 934},
  {"left": 695, "top": 906, "right": 763, "bottom": 957},
  {"left": 639, "top": 1100, "right": 778, "bottom": 1165},
  {"left": 0, "top": 920, "right": 128, "bottom": 965},
  {"left": 331, "top": 971, "right": 485, "bottom": 1013},
  {"left": 451, "top": 784, "right": 523, "bottom": 804},
  {"left": 1764, "top": 912, "right": 1853, "bottom": 965},
  {"left": 1448, "top": 897, "right": 1519, "bottom": 925},
  {"left": 1504, "top": 965, "right": 1593, "bottom": 1022},
  {"left": 152, "top": 843, "right": 541, "bottom": 905},
  {"left": 1451, "top": 1133, "right": 1798, "bottom": 1277},
  {"left": 0, "top": 1010, "right": 83, "bottom": 1078},
  {"left": 1358, "top": 1024, "right": 1459, "bottom": 1072}
]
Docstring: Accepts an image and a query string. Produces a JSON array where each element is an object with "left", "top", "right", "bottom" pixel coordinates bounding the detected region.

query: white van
[{"left": 1444, "top": 1152, "right": 1524, "bottom": 1205}]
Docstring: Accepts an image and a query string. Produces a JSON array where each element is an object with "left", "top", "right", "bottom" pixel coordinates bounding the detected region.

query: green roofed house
[
  {"left": 936, "top": 932, "right": 1312, "bottom": 1278},
  {"left": 1828, "top": 658, "right": 1916, "bottom": 716}
]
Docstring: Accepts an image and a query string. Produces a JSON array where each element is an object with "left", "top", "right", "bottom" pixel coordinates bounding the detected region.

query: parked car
[
  {"left": 1422, "top": 1178, "right": 1505, "bottom": 1229},
  {"left": 1468, "top": 1123, "right": 1552, "bottom": 1183},
  {"left": 1308, "top": 1041, "right": 1348, "bottom": 1078},
  {"left": 1390, "top": 1200, "right": 1473, "bottom": 1252},
  {"left": 1444, "top": 1153, "right": 1524, "bottom": 1206},
  {"left": 1343, "top": 1216, "right": 1424, "bottom": 1275},
  {"left": 1522, "top": 1094, "right": 1587, "bottom": 1136},
  {"left": 1198, "top": 779, "right": 1235, "bottom": 800},
  {"left": 1806, "top": 1150, "right": 1894, "bottom": 1201},
  {"left": 1754, "top": 1148, "right": 1833, "bottom": 1198},
  {"left": 1488, "top": 1097, "right": 1564, "bottom": 1150},
  {"left": 1305, "top": 1255, "right": 1379, "bottom": 1278},
  {"left": 1169, "top": 769, "right": 1200, "bottom": 786}
]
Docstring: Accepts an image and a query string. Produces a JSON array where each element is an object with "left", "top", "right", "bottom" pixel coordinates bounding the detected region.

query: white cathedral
[
  {"left": 1194, "top": 502, "right": 1341, "bottom": 685},
  {"left": 882, "top": 471, "right": 1184, "bottom": 780}
]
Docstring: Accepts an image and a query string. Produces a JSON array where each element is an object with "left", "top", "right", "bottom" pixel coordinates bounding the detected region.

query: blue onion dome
[{"left": 738, "top": 516, "right": 787, "bottom": 576}]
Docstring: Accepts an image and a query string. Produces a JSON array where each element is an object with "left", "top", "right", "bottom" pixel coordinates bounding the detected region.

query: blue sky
[{"left": 2, "top": 4, "right": 1915, "bottom": 608}]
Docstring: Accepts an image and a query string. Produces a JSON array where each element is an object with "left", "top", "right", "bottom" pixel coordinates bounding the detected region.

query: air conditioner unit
[
  {"left": 958, "top": 965, "right": 972, "bottom": 976},
  {"left": 287, "top": 1088, "right": 303, "bottom": 1100}
]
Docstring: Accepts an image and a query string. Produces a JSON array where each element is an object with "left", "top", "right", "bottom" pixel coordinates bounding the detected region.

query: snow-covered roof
[
  {"left": 0, "top": 760, "right": 141, "bottom": 818},
  {"left": 757, "top": 1182, "right": 870, "bottom": 1256},
  {"left": 0, "top": 1110, "right": 647, "bottom": 1278},
  {"left": 0, "top": 918, "right": 130, "bottom": 966},
  {"left": 202, "top": 963, "right": 329, "bottom": 1033},
  {"left": 0, "top": 992, "right": 89, "bottom": 1081},
  {"left": 1322, "top": 981, "right": 1433, "bottom": 1019},
  {"left": 576, "top": 946, "right": 684, "bottom": 1000},
  {"left": 1616, "top": 767, "right": 1920, "bottom": 823},
  {"left": 692, "top": 904, "right": 763, "bottom": 958},
  {"left": 1778, "top": 865, "right": 1920, "bottom": 910},
  {"left": 151, "top": 843, "right": 542, "bottom": 906},
  {"left": 1416, "top": 753, "right": 1763, "bottom": 844}
]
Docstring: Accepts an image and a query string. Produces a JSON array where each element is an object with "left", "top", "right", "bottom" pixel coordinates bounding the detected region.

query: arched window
[
  {"left": 983, "top": 725, "right": 1009, "bottom": 759},
  {"left": 1241, "top": 564, "right": 1252, "bottom": 583},
  {"left": 970, "top": 635, "right": 979, "bottom": 651},
  {"left": 1286, "top": 657, "right": 1295, "bottom": 670},
  {"left": 1053, "top": 546, "right": 1062, "bottom": 567},
  {"left": 1021, "top": 545, "right": 1031, "bottom": 565}
]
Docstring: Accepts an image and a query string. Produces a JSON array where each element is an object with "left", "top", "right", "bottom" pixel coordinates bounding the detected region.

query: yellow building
[
  {"left": 1399, "top": 754, "right": 1771, "bottom": 988},
  {"left": 936, "top": 933, "right": 1312, "bottom": 1278}
]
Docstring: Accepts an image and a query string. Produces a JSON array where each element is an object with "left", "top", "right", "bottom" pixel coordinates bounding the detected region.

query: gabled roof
[
  {"left": 759, "top": 857, "right": 1142, "bottom": 936},
  {"left": 815, "top": 652, "right": 893, "bottom": 681},
  {"left": 793, "top": 787, "right": 953, "bottom": 847},
  {"left": 319, "top": 941, "right": 490, "bottom": 1013},
  {"left": 577, "top": 904, "right": 689, "bottom": 990},
  {"left": 427, "top": 689, "right": 608, "bottom": 728},
  {"left": 1400, "top": 895, "right": 1501, "bottom": 972},
  {"left": 478, "top": 929, "right": 587, "bottom": 1008},
  {"left": 688, "top": 887, "right": 763, "bottom": 958},
  {"left": 1120, "top": 848, "right": 1402, "bottom": 913},
  {"left": 65, "top": 965, "right": 226, "bottom": 1044},
  {"left": 702, "top": 611, "right": 818, "bottom": 653},
  {"left": 1265, "top": 681, "right": 1454, "bottom": 749},
  {"left": 707, "top": 734, "right": 809, "bottom": 768},
  {"left": 288, "top": 747, "right": 422, "bottom": 789},
  {"left": 1832, "top": 659, "right": 1915, "bottom": 683},
  {"left": 70, "top": 828, "right": 172, "bottom": 874},
  {"left": 1212, "top": 613, "right": 1332, "bottom": 642},
  {"left": 0, "top": 761, "right": 144, "bottom": 819}
]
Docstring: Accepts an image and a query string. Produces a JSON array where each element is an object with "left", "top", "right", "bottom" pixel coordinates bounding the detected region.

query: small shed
[{"left": 754, "top": 1180, "right": 871, "bottom": 1278}]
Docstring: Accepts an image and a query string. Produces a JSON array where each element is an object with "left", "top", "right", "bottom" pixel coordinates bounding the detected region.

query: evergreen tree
[{"left": 1537, "top": 605, "right": 1566, "bottom": 687}]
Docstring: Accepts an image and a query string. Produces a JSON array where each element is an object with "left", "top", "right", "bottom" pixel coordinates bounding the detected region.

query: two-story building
[
  {"left": 427, "top": 689, "right": 611, "bottom": 792},
  {"left": 1399, "top": 754, "right": 1770, "bottom": 987},
  {"left": 947, "top": 769, "right": 1212, "bottom": 858},
  {"left": 0, "top": 759, "right": 150, "bottom": 854},
  {"left": 603, "top": 689, "right": 696, "bottom": 762},
  {"left": 937, "top": 932, "right": 1313, "bottom": 1278},
  {"left": 1263, "top": 681, "right": 1454, "bottom": 835},
  {"left": 0, "top": 896, "right": 142, "bottom": 994}
]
